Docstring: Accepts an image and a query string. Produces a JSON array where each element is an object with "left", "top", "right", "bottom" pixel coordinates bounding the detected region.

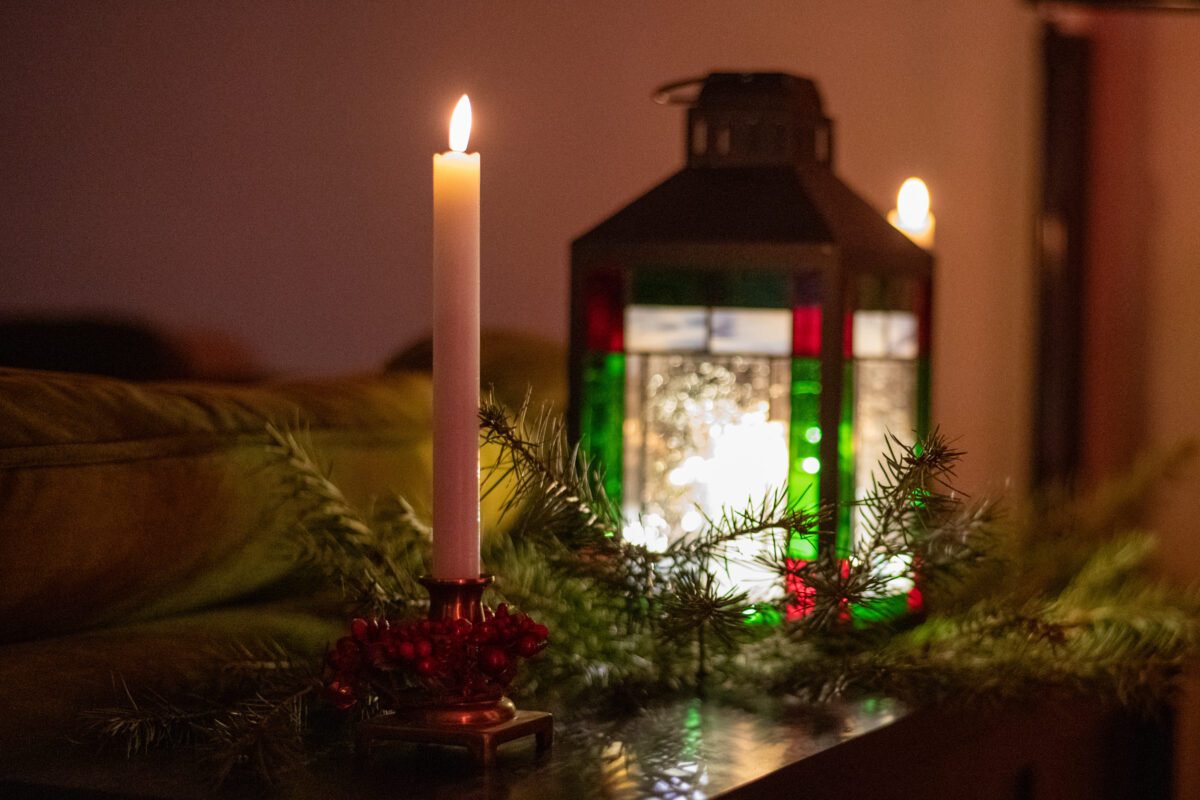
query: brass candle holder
[{"left": 356, "top": 575, "right": 554, "bottom": 766}]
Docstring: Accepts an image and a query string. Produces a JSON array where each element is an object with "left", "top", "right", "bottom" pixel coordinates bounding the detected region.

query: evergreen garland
[{"left": 82, "top": 400, "right": 1200, "bottom": 785}]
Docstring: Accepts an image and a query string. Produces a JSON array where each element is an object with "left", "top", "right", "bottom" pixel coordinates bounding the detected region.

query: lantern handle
[{"left": 652, "top": 76, "right": 705, "bottom": 106}]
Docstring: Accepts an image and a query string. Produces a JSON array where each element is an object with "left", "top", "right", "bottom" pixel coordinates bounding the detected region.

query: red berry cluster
[{"left": 324, "top": 604, "right": 549, "bottom": 712}]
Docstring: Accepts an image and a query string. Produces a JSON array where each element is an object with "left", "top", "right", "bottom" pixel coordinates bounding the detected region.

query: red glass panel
[
  {"left": 842, "top": 312, "right": 854, "bottom": 359},
  {"left": 838, "top": 558, "right": 852, "bottom": 623},
  {"left": 791, "top": 305, "right": 821, "bottom": 357},
  {"left": 907, "top": 555, "right": 925, "bottom": 613},
  {"left": 584, "top": 271, "right": 625, "bottom": 352},
  {"left": 916, "top": 279, "right": 932, "bottom": 355},
  {"left": 907, "top": 585, "right": 924, "bottom": 614},
  {"left": 785, "top": 558, "right": 815, "bottom": 620}
]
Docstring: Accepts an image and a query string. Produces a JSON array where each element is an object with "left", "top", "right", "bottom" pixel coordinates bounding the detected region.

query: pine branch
[
  {"left": 81, "top": 678, "right": 219, "bottom": 758},
  {"left": 660, "top": 568, "right": 751, "bottom": 653},
  {"left": 265, "top": 422, "right": 425, "bottom": 615},
  {"left": 83, "top": 402, "right": 1199, "bottom": 787},
  {"left": 207, "top": 685, "right": 317, "bottom": 787},
  {"left": 82, "top": 641, "right": 324, "bottom": 787},
  {"left": 479, "top": 394, "right": 622, "bottom": 547},
  {"left": 668, "top": 487, "right": 819, "bottom": 565}
]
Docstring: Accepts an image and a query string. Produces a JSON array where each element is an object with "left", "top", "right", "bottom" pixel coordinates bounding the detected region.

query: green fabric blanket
[
  {"left": 0, "top": 368, "right": 436, "bottom": 641},
  {"left": 0, "top": 333, "right": 565, "bottom": 761}
]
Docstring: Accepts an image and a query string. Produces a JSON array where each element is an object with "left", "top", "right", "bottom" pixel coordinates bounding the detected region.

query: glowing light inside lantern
[
  {"left": 448, "top": 94, "right": 472, "bottom": 153},
  {"left": 617, "top": 305, "right": 797, "bottom": 601},
  {"left": 851, "top": 310, "right": 920, "bottom": 546},
  {"left": 646, "top": 405, "right": 790, "bottom": 531},
  {"left": 623, "top": 384, "right": 790, "bottom": 598},
  {"left": 895, "top": 177, "right": 931, "bottom": 231},
  {"left": 706, "top": 407, "right": 789, "bottom": 512},
  {"left": 872, "top": 554, "right": 915, "bottom": 596}
]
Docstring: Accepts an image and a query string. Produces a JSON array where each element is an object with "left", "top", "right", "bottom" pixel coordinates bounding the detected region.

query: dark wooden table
[{"left": 0, "top": 696, "right": 1171, "bottom": 799}]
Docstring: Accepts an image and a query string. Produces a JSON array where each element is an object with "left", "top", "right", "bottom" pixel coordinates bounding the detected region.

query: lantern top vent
[{"left": 660, "top": 73, "right": 833, "bottom": 169}]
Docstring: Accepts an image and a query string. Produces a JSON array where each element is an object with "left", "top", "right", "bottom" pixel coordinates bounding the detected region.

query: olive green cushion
[
  {"left": 0, "top": 334, "right": 569, "bottom": 768},
  {"left": 0, "top": 602, "right": 342, "bottom": 760},
  {"left": 0, "top": 368, "right": 437, "bottom": 642}
]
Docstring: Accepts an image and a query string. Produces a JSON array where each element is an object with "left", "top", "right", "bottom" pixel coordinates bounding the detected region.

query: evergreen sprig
[
  {"left": 81, "top": 641, "right": 326, "bottom": 785},
  {"left": 82, "top": 402, "right": 1200, "bottom": 788},
  {"left": 265, "top": 422, "right": 426, "bottom": 615}
]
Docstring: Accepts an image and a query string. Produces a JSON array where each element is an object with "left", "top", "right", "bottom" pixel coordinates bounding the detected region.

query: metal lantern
[{"left": 569, "top": 73, "right": 932, "bottom": 619}]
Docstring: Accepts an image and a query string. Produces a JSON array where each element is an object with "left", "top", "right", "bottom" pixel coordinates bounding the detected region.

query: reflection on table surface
[{"left": 327, "top": 697, "right": 903, "bottom": 800}]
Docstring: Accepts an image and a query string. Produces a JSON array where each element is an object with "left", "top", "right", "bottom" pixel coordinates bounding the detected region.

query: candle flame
[
  {"left": 896, "top": 177, "right": 931, "bottom": 230},
  {"left": 449, "top": 94, "right": 472, "bottom": 152}
]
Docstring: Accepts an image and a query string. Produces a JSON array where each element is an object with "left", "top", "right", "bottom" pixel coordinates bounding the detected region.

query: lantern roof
[
  {"left": 574, "top": 164, "right": 930, "bottom": 275},
  {"left": 574, "top": 73, "right": 931, "bottom": 276},
  {"left": 576, "top": 167, "right": 830, "bottom": 243}
]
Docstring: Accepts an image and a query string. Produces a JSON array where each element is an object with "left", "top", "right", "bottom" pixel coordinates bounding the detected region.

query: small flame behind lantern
[
  {"left": 449, "top": 94, "right": 472, "bottom": 153},
  {"left": 895, "top": 177, "right": 931, "bottom": 231}
]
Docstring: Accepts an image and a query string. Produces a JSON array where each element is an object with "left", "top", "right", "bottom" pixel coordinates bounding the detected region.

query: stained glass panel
[
  {"left": 622, "top": 352, "right": 790, "bottom": 601},
  {"left": 580, "top": 352, "right": 625, "bottom": 508}
]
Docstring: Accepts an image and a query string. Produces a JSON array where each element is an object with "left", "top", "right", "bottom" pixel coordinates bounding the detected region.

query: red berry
[
  {"left": 480, "top": 647, "right": 509, "bottom": 675},
  {"left": 335, "top": 651, "right": 360, "bottom": 672},
  {"left": 530, "top": 623, "right": 549, "bottom": 640},
  {"left": 327, "top": 679, "right": 357, "bottom": 711},
  {"left": 415, "top": 657, "right": 438, "bottom": 677},
  {"left": 450, "top": 618, "right": 473, "bottom": 638},
  {"left": 515, "top": 634, "right": 541, "bottom": 658},
  {"left": 495, "top": 604, "right": 509, "bottom": 619},
  {"left": 414, "top": 638, "right": 433, "bottom": 659},
  {"left": 476, "top": 621, "right": 498, "bottom": 642},
  {"left": 350, "top": 618, "right": 369, "bottom": 641},
  {"left": 396, "top": 640, "right": 415, "bottom": 661}
]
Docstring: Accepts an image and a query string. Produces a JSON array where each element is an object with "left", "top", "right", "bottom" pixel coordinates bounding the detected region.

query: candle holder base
[
  {"left": 356, "top": 707, "right": 554, "bottom": 767},
  {"left": 419, "top": 574, "right": 493, "bottom": 623},
  {"left": 355, "top": 574, "right": 553, "bottom": 767}
]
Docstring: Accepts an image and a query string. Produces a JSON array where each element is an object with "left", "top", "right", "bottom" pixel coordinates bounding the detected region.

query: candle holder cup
[{"left": 356, "top": 574, "right": 554, "bottom": 767}]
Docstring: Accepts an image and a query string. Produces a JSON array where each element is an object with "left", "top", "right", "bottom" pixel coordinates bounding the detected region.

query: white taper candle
[{"left": 431, "top": 95, "right": 481, "bottom": 579}]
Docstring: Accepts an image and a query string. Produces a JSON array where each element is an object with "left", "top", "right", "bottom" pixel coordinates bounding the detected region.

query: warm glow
[
  {"left": 896, "top": 177, "right": 931, "bottom": 230},
  {"left": 662, "top": 406, "right": 789, "bottom": 512},
  {"left": 448, "top": 94, "right": 472, "bottom": 152}
]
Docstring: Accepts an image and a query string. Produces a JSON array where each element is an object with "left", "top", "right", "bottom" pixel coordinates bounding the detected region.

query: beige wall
[
  {"left": 1139, "top": 28, "right": 1200, "bottom": 796},
  {"left": 1084, "top": 12, "right": 1200, "bottom": 581},
  {"left": 1143, "top": 17, "right": 1200, "bottom": 584},
  {"left": 7, "top": 2, "right": 1200, "bottom": 789},
  {"left": 1083, "top": 15, "right": 1200, "bottom": 798},
  {"left": 0, "top": 2, "right": 1039, "bottom": 495}
]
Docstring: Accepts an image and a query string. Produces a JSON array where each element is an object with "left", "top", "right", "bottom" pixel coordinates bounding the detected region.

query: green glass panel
[
  {"left": 742, "top": 604, "right": 784, "bottom": 627},
  {"left": 632, "top": 268, "right": 790, "bottom": 309},
  {"left": 726, "top": 271, "right": 790, "bottom": 309},
  {"left": 579, "top": 352, "right": 625, "bottom": 508},
  {"left": 850, "top": 593, "right": 910, "bottom": 626},
  {"left": 632, "top": 269, "right": 708, "bottom": 306},
  {"left": 787, "top": 357, "right": 821, "bottom": 561},
  {"left": 837, "top": 360, "right": 855, "bottom": 558}
]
